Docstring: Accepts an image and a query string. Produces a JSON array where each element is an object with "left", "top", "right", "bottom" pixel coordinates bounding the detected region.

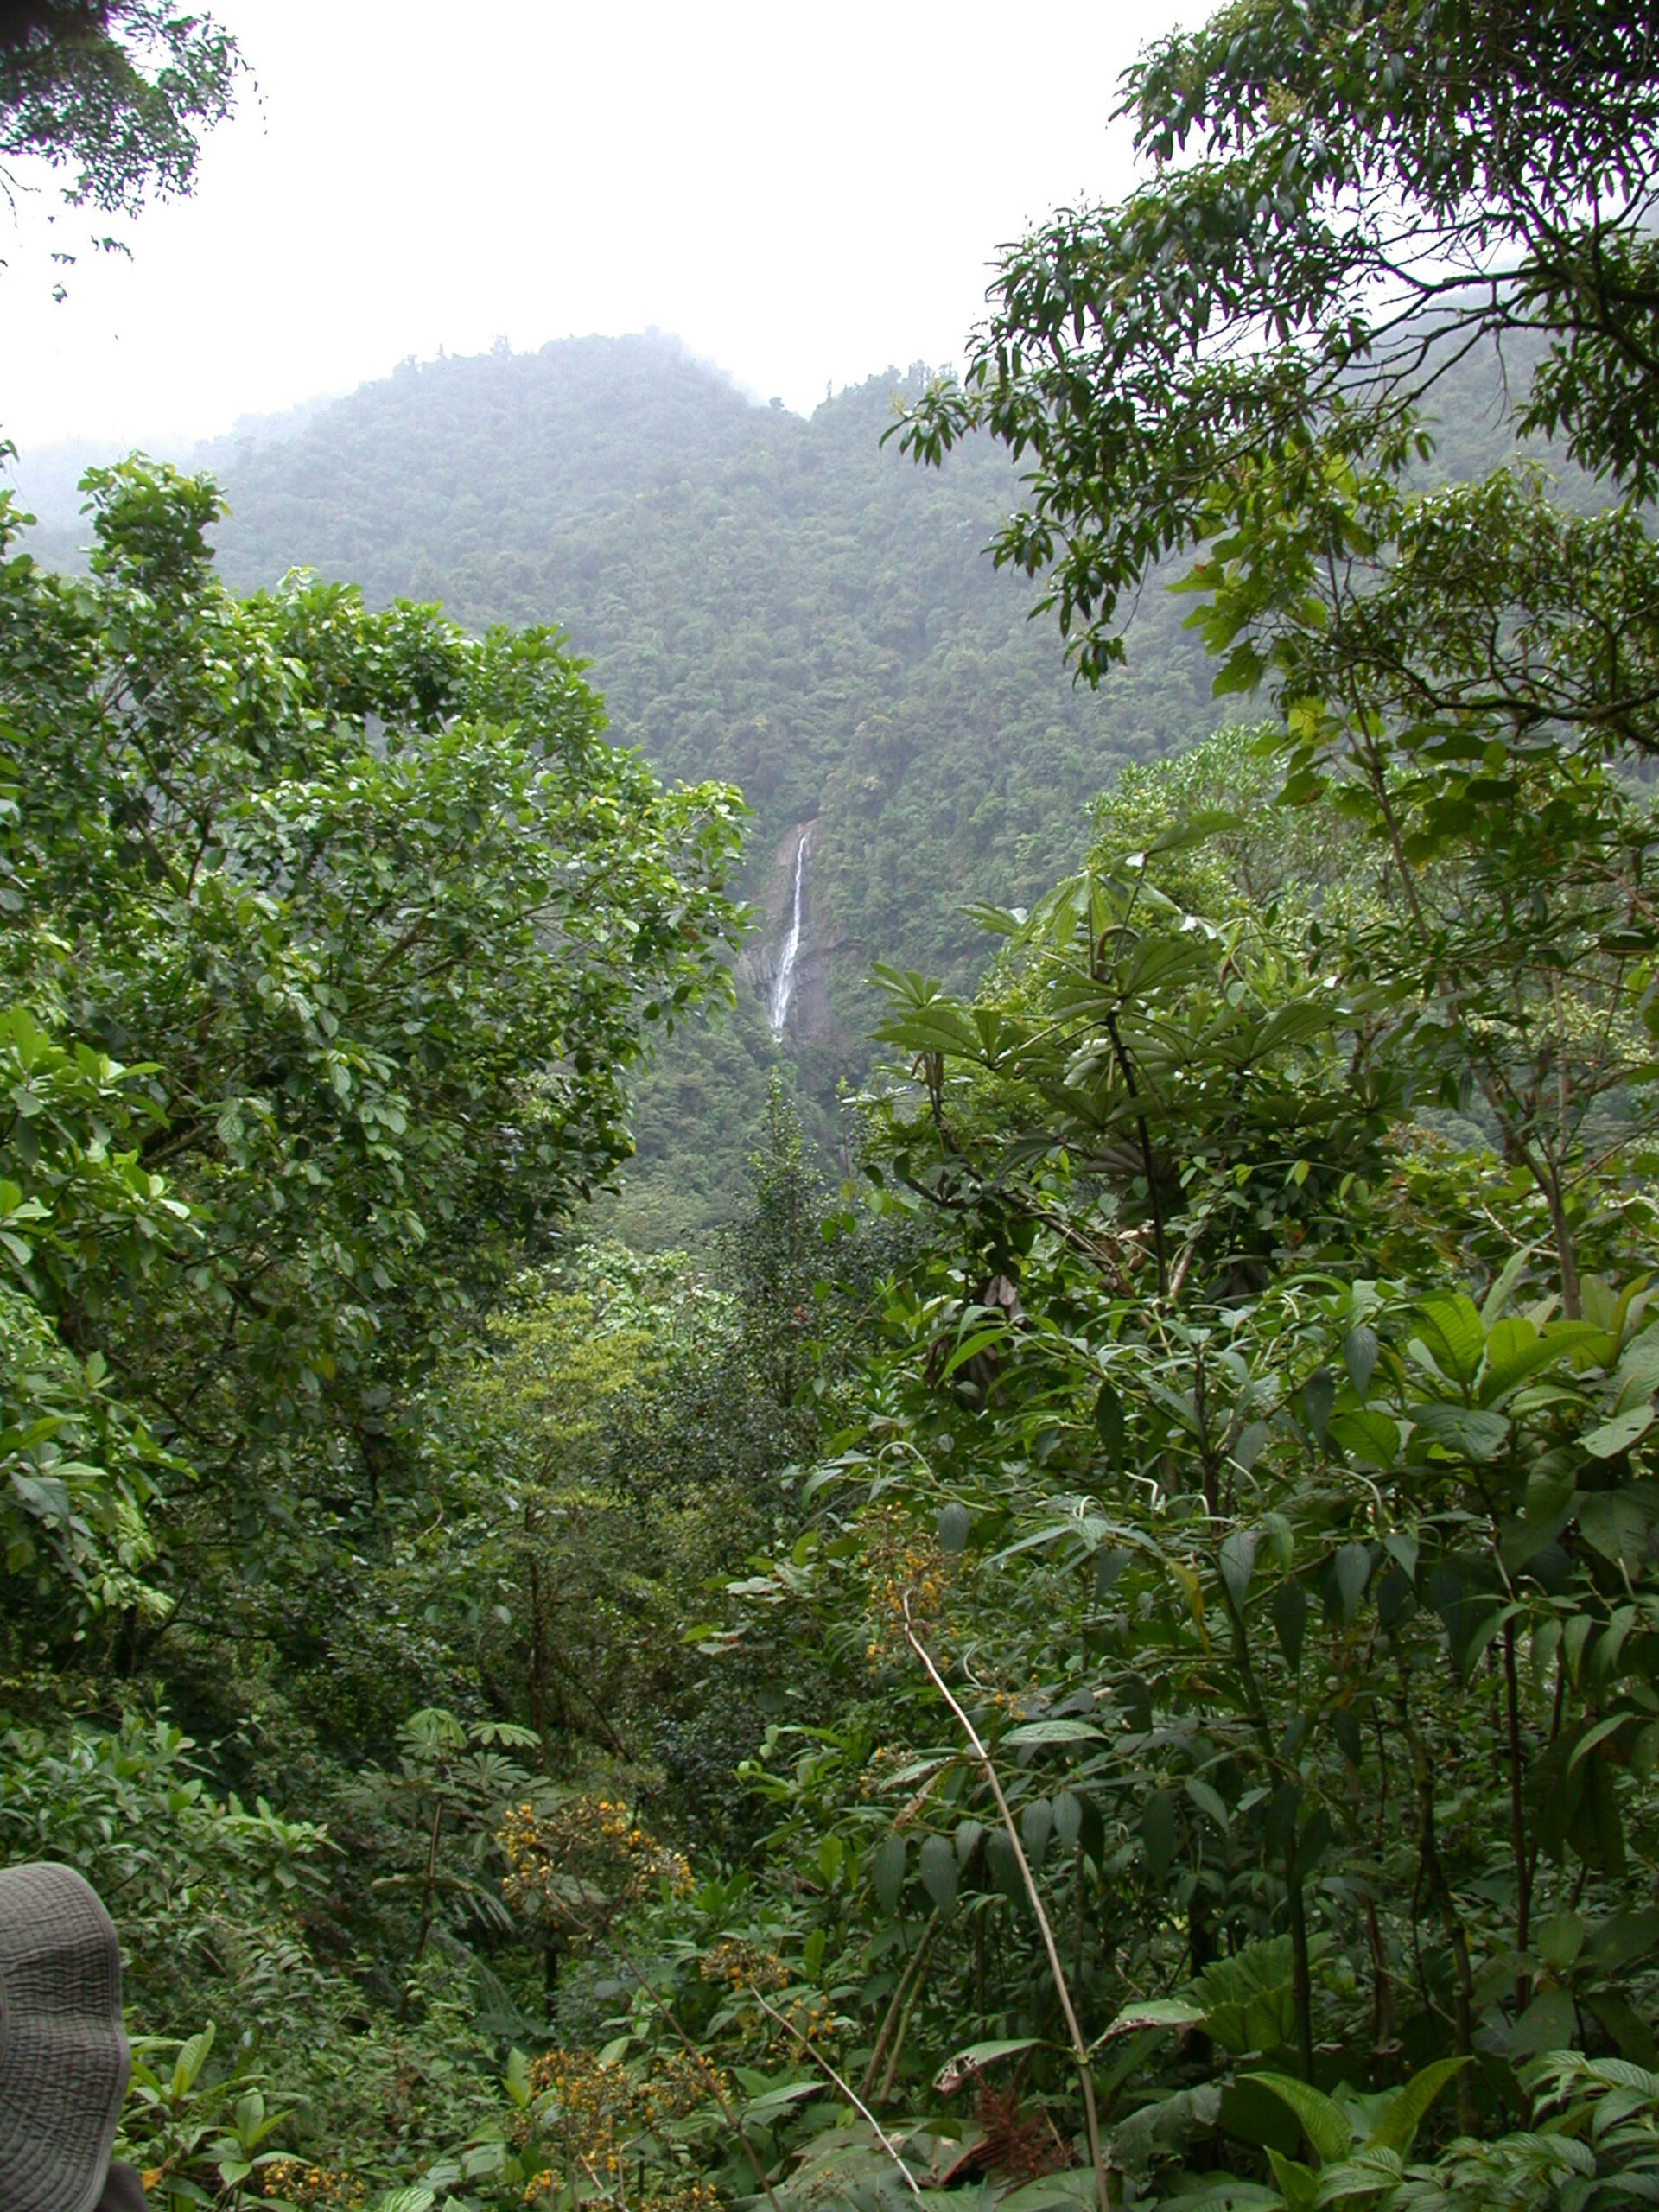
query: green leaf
[
  {"left": 1219, "top": 1528, "right": 1257, "bottom": 1609},
  {"left": 1580, "top": 1487, "right": 1657, "bottom": 1570},
  {"left": 170, "top": 2022, "right": 215, "bottom": 2100},
  {"left": 1582, "top": 1406, "right": 1655, "bottom": 1459},
  {"left": 1051, "top": 1790, "right": 1084, "bottom": 1850},
  {"left": 1586, "top": 1908, "right": 1659, "bottom": 1972},
  {"left": 1097, "top": 1998, "right": 1208, "bottom": 2041},
  {"left": 918, "top": 1832, "right": 957, "bottom": 1915},
  {"left": 1569, "top": 1711, "right": 1636, "bottom": 1770},
  {"left": 1478, "top": 1316, "right": 1566, "bottom": 1404},
  {"left": 739, "top": 2079, "right": 822, "bottom": 2122},
  {"left": 1186, "top": 1776, "right": 1231, "bottom": 1829},
  {"left": 1264, "top": 2146, "right": 1321, "bottom": 2209},
  {"left": 1331, "top": 1541, "right": 1371, "bottom": 1620},
  {"left": 1510, "top": 1988, "right": 1577, "bottom": 2058},
  {"left": 1001, "top": 1717, "right": 1103, "bottom": 1746},
  {"left": 1248, "top": 2072, "right": 1352, "bottom": 2165},
  {"left": 1410, "top": 1402, "right": 1510, "bottom": 1461},
  {"left": 1363, "top": 2056, "right": 1469, "bottom": 2154},
  {"left": 1481, "top": 1248, "right": 1535, "bottom": 1327},
  {"left": 1584, "top": 1990, "right": 1659, "bottom": 2069},
  {"left": 1326, "top": 1408, "right": 1401, "bottom": 1467},
  {"left": 1142, "top": 1789, "right": 1178, "bottom": 1882},
  {"left": 1343, "top": 1325, "right": 1379, "bottom": 1401},
  {"left": 937, "top": 1323, "right": 1009, "bottom": 1381},
  {"left": 872, "top": 1833, "right": 906, "bottom": 1914},
  {"left": 934, "top": 2036, "right": 1041, "bottom": 2092},
  {"left": 1300, "top": 1367, "right": 1336, "bottom": 1443},
  {"left": 1414, "top": 1296, "right": 1485, "bottom": 1386},
  {"left": 1020, "top": 1796, "right": 1052, "bottom": 1862},
  {"left": 1535, "top": 1910, "right": 1586, "bottom": 1970}
]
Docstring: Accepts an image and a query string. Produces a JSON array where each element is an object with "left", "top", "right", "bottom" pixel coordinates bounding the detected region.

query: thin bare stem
[
  {"left": 748, "top": 1989, "right": 925, "bottom": 2204},
  {"left": 860, "top": 1908, "right": 941, "bottom": 2101},
  {"left": 902, "top": 1593, "right": 1112, "bottom": 2212}
]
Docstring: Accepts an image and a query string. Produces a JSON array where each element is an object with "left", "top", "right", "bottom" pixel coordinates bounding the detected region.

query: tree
[
  {"left": 899, "top": 0, "right": 1659, "bottom": 686},
  {"left": 1, "top": 2, "right": 239, "bottom": 292},
  {"left": 0, "top": 461, "right": 745, "bottom": 1637},
  {"left": 896, "top": 0, "right": 1659, "bottom": 1328},
  {"left": 1, "top": 0, "right": 238, "bottom": 212}
]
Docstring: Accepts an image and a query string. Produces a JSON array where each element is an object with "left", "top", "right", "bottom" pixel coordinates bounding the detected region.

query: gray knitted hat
[{"left": 0, "top": 1861, "right": 130, "bottom": 2212}]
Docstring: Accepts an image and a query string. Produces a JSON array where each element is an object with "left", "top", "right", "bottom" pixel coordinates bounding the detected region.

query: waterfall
[{"left": 768, "top": 830, "right": 808, "bottom": 1034}]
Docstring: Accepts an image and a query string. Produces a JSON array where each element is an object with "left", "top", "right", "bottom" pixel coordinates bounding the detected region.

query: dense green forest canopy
[
  {"left": 13, "top": 3, "right": 1659, "bottom": 2212},
  {"left": 18, "top": 325, "right": 1563, "bottom": 1241},
  {"left": 200, "top": 334, "right": 1220, "bottom": 982},
  {"left": 143, "top": 334, "right": 1230, "bottom": 1237}
]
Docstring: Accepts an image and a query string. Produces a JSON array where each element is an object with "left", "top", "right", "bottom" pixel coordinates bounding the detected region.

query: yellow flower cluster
[
  {"left": 515, "top": 2047, "right": 731, "bottom": 2211},
  {"left": 697, "top": 1937, "right": 787, "bottom": 1992},
  {"left": 499, "top": 1796, "right": 692, "bottom": 1935},
  {"left": 860, "top": 1505, "right": 954, "bottom": 1668},
  {"left": 644, "top": 2181, "right": 725, "bottom": 2212},
  {"left": 258, "top": 2161, "right": 365, "bottom": 2209},
  {"left": 637, "top": 2049, "right": 734, "bottom": 2126}
]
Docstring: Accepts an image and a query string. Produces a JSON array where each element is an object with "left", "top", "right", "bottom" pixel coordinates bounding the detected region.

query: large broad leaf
[
  {"left": 1614, "top": 1324, "right": 1659, "bottom": 1410},
  {"left": 1314, "top": 2151, "right": 1405, "bottom": 2199},
  {"left": 1413, "top": 1295, "right": 1486, "bottom": 1387},
  {"left": 992, "top": 2173, "right": 1098, "bottom": 2212},
  {"left": 739, "top": 2078, "right": 823, "bottom": 2123},
  {"left": 933, "top": 2035, "right": 1040, "bottom": 2091},
  {"left": 1478, "top": 1316, "right": 1570, "bottom": 1405},
  {"left": 1363, "top": 2056, "right": 1469, "bottom": 2155},
  {"left": 1580, "top": 1486, "right": 1658, "bottom": 1571},
  {"left": 1247, "top": 2072, "right": 1352, "bottom": 2165},
  {"left": 1343, "top": 1324, "right": 1379, "bottom": 1401},
  {"left": 872, "top": 1833, "right": 906, "bottom": 1915},
  {"left": 1582, "top": 1406, "right": 1656, "bottom": 1459},
  {"left": 1020, "top": 1797, "right": 1053, "bottom": 1862},
  {"left": 1274, "top": 1577, "right": 1307, "bottom": 1671},
  {"left": 1326, "top": 1408, "right": 1402, "bottom": 1468},
  {"left": 1409, "top": 1402, "right": 1510, "bottom": 1462},
  {"left": 1219, "top": 1528, "right": 1257, "bottom": 1608},
  {"left": 1104, "top": 1999, "right": 1209, "bottom": 2044},
  {"left": 1584, "top": 1990, "right": 1659, "bottom": 2068},
  {"left": 1509, "top": 1988, "right": 1577, "bottom": 2059},
  {"left": 1001, "top": 1717, "right": 1103, "bottom": 1746},
  {"left": 1330, "top": 1541, "right": 1372, "bottom": 1621},
  {"left": 1142, "top": 1789, "right": 1179, "bottom": 1882},
  {"left": 936, "top": 1501, "right": 972, "bottom": 1554},
  {"left": 1095, "top": 1378, "right": 1126, "bottom": 1462},
  {"left": 918, "top": 1833, "right": 957, "bottom": 1916},
  {"left": 1587, "top": 1908, "right": 1659, "bottom": 1972},
  {"left": 1265, "top": 2147, "right": 1321, "bottom": 2210},
  {"left": 1193, "top": 1936, "right": 1298, "bottom": 2056}
]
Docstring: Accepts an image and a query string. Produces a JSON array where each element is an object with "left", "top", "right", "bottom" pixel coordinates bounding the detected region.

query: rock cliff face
[{"left": 742, "top": 819, "right": 834, "bottom": 1044}]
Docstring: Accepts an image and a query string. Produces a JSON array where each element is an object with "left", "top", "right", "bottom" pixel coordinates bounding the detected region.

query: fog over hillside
[
  {"left": 13, "top": 327, "right": 1548, "bottom": 1238},
  {"left": 23, "top": 333, "right": 1200, "bottom": 1235}
]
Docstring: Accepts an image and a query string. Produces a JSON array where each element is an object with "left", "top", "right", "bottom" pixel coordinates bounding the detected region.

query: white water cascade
[{"left": 767, "top": 830, "right": 809, "bottom": 1034}]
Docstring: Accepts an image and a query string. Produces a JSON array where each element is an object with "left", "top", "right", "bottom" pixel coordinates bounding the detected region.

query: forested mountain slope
[
  {"left": 198, "top": 335, "right": 1227, "bottom": 1234},
  {"left": 23, "top": 332, "right": 1544, "bottom": 1238}
]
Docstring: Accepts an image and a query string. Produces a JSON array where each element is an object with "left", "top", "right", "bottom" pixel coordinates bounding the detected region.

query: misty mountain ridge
[{"left": 10, "top": 331, "right": 1234, "bottom": 1237}]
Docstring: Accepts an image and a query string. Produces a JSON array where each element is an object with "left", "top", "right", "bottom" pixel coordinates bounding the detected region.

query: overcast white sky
[{"left": 1, "top": 0, "right": 1192, "bottom": 458}]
